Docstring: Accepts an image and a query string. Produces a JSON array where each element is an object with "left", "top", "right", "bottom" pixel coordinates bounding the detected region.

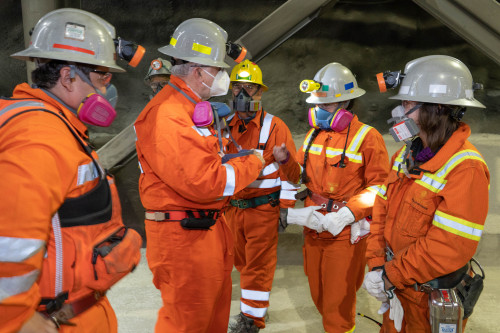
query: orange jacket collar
[
  {"left": 418, "top": 122, "right": 471, "bottom": 173},
  {"left": 12, "top": 83, "right": 89, "bottom": 139}
]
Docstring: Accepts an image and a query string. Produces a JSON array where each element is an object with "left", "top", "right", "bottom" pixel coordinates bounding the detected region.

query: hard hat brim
[
  {"left": 305, "top": 88, "right": 365, "bottom": 104},
  {"left": 11, "top": 50, "right": 126, "bottom": 73},
  {"left": 389, "top": 94, "right": 486, "bottom": 108}
]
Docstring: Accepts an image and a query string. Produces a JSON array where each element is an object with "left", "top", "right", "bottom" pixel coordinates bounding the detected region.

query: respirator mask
[
  {"left": 192, "top": 101, "right": 231, "bottom": 127},
  {"left": 387, "top": 103, "right": 422, "bottom": 142},
  {"left": 308, "top": 106, "right": 353, "bottom": 131},
  {"left": 232, "top": 88, "right": 262, "bottom": 114},
  {"left": 70, "top": 65, "right": 117, "bottom": 127},
  {"left": 202, "top": 69, "right": 230, "bottom": 97}
]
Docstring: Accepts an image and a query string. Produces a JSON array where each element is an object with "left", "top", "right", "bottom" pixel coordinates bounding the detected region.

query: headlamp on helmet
[
  {"left": 226, "top": 41, "right": 247, "bottom": 63},
  {"left": 300, "top": 80, "right": 322, "bottom": 93},
  {"left": 114, "top": 37, "right": 146, "bottom": 67},
  {"left": 376, "top": 70, "right": 404, "bottom": 93}
]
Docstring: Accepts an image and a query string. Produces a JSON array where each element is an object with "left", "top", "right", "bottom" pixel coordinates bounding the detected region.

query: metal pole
[{"left": 20, "top": 0, "right": 58, "bottom": 84}]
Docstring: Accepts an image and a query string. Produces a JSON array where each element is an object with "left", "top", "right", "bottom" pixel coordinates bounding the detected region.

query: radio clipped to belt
[{"left": 181, "top": 210, "right": 219, "bottom": 230}]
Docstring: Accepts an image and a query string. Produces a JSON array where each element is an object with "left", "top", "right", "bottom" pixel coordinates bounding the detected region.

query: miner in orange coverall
[
  {"left": 225, "top": 60, "right": 300, "bottom": 332},
  {"left": 134, "top": 19, "right": 265, "bottom": 333},
  {"left": 278, "top": 63, "right": 389, "bottom": 332},
  {"left": 0, "top": 9, "right": 143, "bottom": 333},
  {"left": 363, "top": 56, "right": 490, "bottom": 333}
]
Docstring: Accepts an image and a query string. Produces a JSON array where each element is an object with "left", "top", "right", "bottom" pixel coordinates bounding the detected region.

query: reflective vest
[{"left": 0, "top": 98, "right": 140, "bottom": 308}]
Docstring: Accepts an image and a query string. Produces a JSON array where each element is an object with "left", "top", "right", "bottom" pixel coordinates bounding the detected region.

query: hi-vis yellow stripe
[
  {"left": 192, "top": 42, "right": 212, "bottom": 55},
  {"left": 302, "top": 125, "right": 371, "bottom": 164},
  {"left": 369, "top": 184, "right": 387, "bottom": 200},
  {"left": 415, "top": 149, "right": 487, "bottom": 193},
  {"left": 170, "top": 37, "right": 177, "bottom": 46},
  {"left": 433, "top": 210, "right": 483, "bottom": 241}
]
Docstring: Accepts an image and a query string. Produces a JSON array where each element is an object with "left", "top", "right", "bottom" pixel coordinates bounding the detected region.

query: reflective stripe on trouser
[
  {"left": 145, "top": 214, "right": 233, "bottom": 332},
  {"left": 58, "top": 296, "right": 117, "bottom": 333},
  {"left": 303, "top": 235, "right": 367, "bottom": 333},
  {"left": 225, "top": 202, "right": 279, "bottom": 329},
  {"left": 378, "top": 288, "right": 469, "bottom": 333}
]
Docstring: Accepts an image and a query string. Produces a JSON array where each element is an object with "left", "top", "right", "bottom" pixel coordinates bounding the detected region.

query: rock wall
[{"left": 1, "top": 0, "right": 499, "bottom": 235}]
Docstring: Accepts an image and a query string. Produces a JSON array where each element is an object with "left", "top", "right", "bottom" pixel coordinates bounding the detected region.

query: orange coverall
[
  {"left": 366, "top": 123, "right": 489, "bottom": 333},
  {"left": 224, "top": 110, "right": 300, "bottom": 328},
  {"left": 0, "top": 84, "right": 138, "bottom": 332},
  {"left": 134, "top": 76, "right": 263, "bottom": 333},
  {"left": 296, "top": 115, "right": 389, "bottom": 333}
]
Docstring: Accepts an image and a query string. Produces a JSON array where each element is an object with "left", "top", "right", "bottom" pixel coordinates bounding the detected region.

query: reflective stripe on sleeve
[
  {"left": 77, "top": 162, "right": 99, "bottom": 186},
  {"left": 433, "top": 210, "right": 483, "bottom": 241},
  {"left": 223, "top": 164, "right": 236, "bottom": 196},
  {"left": 0, "top": 237, "right": 44, "bottom": 262},
  {"left": 241, "top": 302, "right": 268, "bottom": 318},
  {"left": 191, "top": 126, "right": 212, "bottom": 137},
  {"left": 241, "top": 289, "right": 270, "bottom": 301},
  {"left": 261, "top": 162, "right": 279, "bottom": 176},
  {"left": 247, "top": 177, "right": 281, "bottom": 189},
  {"left": 368, "top": 184, "right": 387, "bottom": 200},
  {"left": 0, "top": 269, "right": 39, "bottom": 302}
]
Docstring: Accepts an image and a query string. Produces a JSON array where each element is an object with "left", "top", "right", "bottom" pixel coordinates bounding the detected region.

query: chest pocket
[{"left": 396, "top": 185, "right": 438, "bottom": 237}]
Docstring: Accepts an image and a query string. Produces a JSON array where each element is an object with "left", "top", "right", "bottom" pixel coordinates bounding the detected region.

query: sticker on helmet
[
  {"left": 151, "top": 59, "right": 163, "bottom": 71},
  {"left": 65, "top": 23, "right": 85, "bottom": 41},
  {"left": 344, "top": 82, "right": 354, "bottom": 90}
]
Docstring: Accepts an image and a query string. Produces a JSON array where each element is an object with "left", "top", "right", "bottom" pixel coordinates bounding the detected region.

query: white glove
[
  {"left": 287, "top": 206, "right": 325, "bottom": 233},
  {"left": 323, "top": 206, "right": 355, "bottom": 236},
  {"left": 389, "top": 293, "right": 404, "bottom": 332},
  {"left": 350, "top": 218, "right": 371, "bottom": 244},
  {"left": 362, "top": 270, "right": 387, "bottom": 302},
  {"left": 378, "top": 302, "right": 390, "bottom": 314}
]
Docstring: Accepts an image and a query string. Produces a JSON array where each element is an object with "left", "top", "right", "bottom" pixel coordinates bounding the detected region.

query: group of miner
[{"left": 0, "top": 7, "right": 489, "bottom": 333}]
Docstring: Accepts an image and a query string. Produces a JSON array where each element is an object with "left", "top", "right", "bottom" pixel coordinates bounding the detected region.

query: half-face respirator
[
  {"left": 77, "top": 93, "right": 117, "bottom": 127},
  {"left": 192, "top": 101, "right": 231, "bottom": 127},
  {"left": 308, "top": 106, "right": 353, "bottom": 132},
  {"left": 387, "top": 104, "right": 421, "bottom": 142},
  {"left": 232, "top": 89, "right": 261, "bottom": 112}
]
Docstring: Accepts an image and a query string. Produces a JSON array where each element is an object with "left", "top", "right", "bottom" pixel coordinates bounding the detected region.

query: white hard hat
[
  {"left": 144, "top": 58, "right": 172, "bottom": 82},
  {"left": 390, "top": 55, "right": 485, "bottom": 108},
  {"left": 158, "top": 18, "right": 229, "bottom": 68},
  {"left": 11, "top": 8, "right": 125, "bottom": 72},
  {"left": 305, "top": 63, "right": 365, "bottom": 104}
]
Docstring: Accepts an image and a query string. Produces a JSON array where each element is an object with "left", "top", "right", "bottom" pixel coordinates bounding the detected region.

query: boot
[{"left": 228, "top": 312, "right": 260, "bottom": 333}]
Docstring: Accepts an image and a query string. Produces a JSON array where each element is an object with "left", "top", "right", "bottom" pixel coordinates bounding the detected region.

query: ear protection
[
  {"left": 77, "top": 93, "right": 117, "bottom": 127},
  {"left": 308, "top": 107, "right": 353, "bottom": 132}
]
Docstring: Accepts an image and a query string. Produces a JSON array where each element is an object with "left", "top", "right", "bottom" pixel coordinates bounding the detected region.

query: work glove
[
  {"left": 279, "top": 208, "right": 288, "bottom": 232},
  {"left": 362, "top": 270, "right": 387, "bottom": 302},
  {"left": 350, "top": 217, "right": 371, "bottom": 244},
  {"left": 323, "top": 206, "right": 355, "bottom": 236},
  {"left": 287, "top": 206, "right": 325, "bottom": 233},
  {"left": 388, "top": 292, "right": 404, "bottom": 332}
]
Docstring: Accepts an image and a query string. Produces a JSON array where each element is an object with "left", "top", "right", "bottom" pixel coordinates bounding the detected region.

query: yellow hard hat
[{"left": 230, "top": 59, "right": 268, "bottom": 91}]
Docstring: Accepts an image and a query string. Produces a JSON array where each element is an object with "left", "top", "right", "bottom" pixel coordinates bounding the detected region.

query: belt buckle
[
  {"left": 154, "top": 212, "right": 165, "bottom": 221},
  {"left": 236, "top": 200, "right": 248, "bottom": 209}
]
